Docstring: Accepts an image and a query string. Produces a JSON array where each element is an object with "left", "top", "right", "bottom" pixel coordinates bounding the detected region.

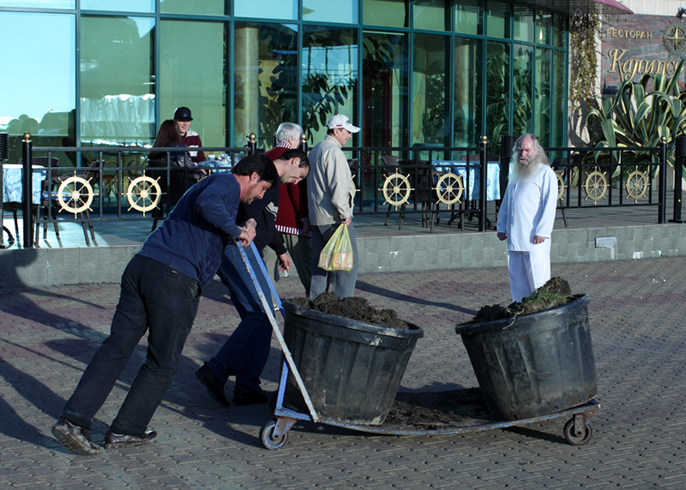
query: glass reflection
[
  {"left": 485, "top": 41, "right": 509, "bottom": 155},
  {"left": 81, "top": 0, "right": 154, "bottom": 13},
  {"left": 301, "top": 26, "right": 358, "bottom": 146},
  {"left": 454, "top": 0, "right": 482, "bottom": 36},
  {"left": 454, "top": 36, "right": 482, "bottom": 147},
  {"left": 414, "top": 0, "right": 447, "bottom": 32},
  {"left": 486, "top": 1, "right": 510, "bottom": 39},
  {"left": 0, "top": 0, "right": 74, "bottom": 7},
  {"left": 513, "top": 5, "right": 533, "bottom": 43},
  {"left": 303, "top": 0, "right": 358, "bottom": 24},
  {"left": 233, "top": 22, "right": 298, "bottom": 148},
  {"left": 160, "top": 0, "right": 225, "bottom": 15},
  {"left": 0, "top": 11, "right": 75, "bottom": 165},
  {"left": 235, "top": 0, "right": 297, "bottom": 20},
  {"left": 363, "top": 0, "right": 407, "bottom": 28},
  {"left": 413, "top": 34, "right": 449, "bottom": 147},
  {"left": 512, "top": 44, "right": 533, "bottom": 137},
  {"left": 536, "top": 11, "right": 552, "bottom": 45},
  {"left": 80, "top": 16, "right": 155, "bottom": 146},
  {"left": 161, "top": 20, "right": 226, "bottom": 149},
  {"left": 535, "top": 47, "right": 551, "bottom": 145}
]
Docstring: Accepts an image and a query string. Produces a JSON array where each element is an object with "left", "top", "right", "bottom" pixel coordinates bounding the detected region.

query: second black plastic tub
[
  {"left": 454, "top": 295, "right": 597, "bottom": 421},
  {"left": 281, "top": 299, "right": 423, "bottom": 426}
]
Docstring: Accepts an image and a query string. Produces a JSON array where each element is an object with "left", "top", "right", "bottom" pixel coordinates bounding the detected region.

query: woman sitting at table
[{"left": 148, "top": 119, "right": 206, "bottom": 202}]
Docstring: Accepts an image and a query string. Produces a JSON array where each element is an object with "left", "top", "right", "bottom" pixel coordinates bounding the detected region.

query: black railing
[{"left": 1, "top": 134, "right": 674, "bottom": 249}]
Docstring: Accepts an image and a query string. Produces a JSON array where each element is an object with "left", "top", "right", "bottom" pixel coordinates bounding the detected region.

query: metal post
[
  {"left": 0, "top": 133, "right": 7, "bottom": 248},
  {"left": 247, "top": 133, "right": 257, "bottom": 155},
  {"left": 500, "top": 135, "right": 516, "bottom": 201},
  {"left": 672, "top": 135, "right": 686, "bottom": 222},
  {"left": 659, "top": 136, "right": 667, "bottom": 224},
  {"left": 301, "top": 133, "right": 308, "bottom": 153},
  {"left": 21, "top": 132, "right": 34, "bottom": 248},
  {"left": 479, "top": 135, "right": 488, "bottom": 232}
]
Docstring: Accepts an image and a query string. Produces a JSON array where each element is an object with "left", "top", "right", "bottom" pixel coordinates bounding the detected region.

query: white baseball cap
[{"left": 326, "top": 114, "right": 360, "bottom": 133}]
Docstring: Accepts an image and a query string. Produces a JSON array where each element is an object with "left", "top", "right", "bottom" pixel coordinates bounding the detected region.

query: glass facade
[{"left": 0, "top": 0, "right": 568, "bottom": 166}]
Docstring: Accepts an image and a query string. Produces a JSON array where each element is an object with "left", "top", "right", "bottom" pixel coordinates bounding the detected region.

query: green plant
[
  {"left": 585, "top": 59, "right": 686, "bottom": 177},
  {"left": 569, "top": 12, "right": 601, "bottom": 113}
]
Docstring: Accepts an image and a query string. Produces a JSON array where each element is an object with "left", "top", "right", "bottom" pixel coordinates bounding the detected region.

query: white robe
[{"left": 497, "top": 164, "right": 558, "bottom": 301}]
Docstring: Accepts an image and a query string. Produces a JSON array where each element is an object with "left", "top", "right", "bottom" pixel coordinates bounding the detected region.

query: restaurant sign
[{"left": 601, "top": 14, "right": 686, "bottom": 94}]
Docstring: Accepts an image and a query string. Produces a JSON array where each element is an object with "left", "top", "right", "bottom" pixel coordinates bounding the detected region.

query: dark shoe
[
  {"left": 104, "top": 429, "right": 157, "bottom": 448},
  {"left": 195, "top": 363, "right": 231, "bottom": 407},
  {"left": 233, "top": 389, "right": 270, "bottom": 406},
  {"left": 51, "top": 418, "right": 102, "bottom": 456}
]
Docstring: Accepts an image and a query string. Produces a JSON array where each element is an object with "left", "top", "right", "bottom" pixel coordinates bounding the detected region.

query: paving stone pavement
[{"left": 0, "top": 257, "right": 685, "bottom": 489}]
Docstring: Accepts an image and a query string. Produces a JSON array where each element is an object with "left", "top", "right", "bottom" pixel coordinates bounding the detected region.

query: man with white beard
[{"left": 497, "top": 134, "right": 558, "bottom": 302}]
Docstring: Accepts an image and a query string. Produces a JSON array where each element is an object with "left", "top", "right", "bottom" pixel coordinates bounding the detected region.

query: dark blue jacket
[{"left": 138, "top": 173, "right": 243, "bottom": 285}]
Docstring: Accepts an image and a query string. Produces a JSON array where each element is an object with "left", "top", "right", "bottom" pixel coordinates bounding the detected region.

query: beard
[{"left": 512, "top": 152, "right": 547, "bottom": 180}]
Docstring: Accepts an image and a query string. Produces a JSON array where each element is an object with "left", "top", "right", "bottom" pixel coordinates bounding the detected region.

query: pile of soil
[
  {"left": 288, "top": 292, "right": 409, "bottom": 329},
  {"left": 383, "top": 388, "right": 492, "bottom": 428},
  {"left": 468, "top": 277, "right": 578, "bottom": 324}
]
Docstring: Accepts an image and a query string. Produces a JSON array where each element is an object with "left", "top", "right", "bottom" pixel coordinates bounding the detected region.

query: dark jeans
[
  {"left": 207, "top": 244, "right": 272, "bottom": 394},
  {"left": 61, "top": 255, "right": 201, "bottom": 436}
]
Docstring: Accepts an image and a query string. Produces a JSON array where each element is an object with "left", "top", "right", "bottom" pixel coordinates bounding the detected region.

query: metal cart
[{"left": 236, "top": 244, "right": 600, "bottom": 450}]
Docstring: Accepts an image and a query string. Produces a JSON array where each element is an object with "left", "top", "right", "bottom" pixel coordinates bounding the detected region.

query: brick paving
[{"left": 1, "top": 257, "right": 685, "bottom": 488}]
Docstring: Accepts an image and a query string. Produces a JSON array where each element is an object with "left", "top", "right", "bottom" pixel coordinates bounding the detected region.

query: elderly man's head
[{"left": 512, "top": 134, "right": 549, "bottom": 179}]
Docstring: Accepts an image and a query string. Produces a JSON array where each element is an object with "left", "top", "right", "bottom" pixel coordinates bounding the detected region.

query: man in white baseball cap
[{"left": 306, "top": 114, "right": 360, "bottom": 299}]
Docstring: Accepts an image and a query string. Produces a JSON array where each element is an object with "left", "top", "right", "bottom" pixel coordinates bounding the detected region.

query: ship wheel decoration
[
  {"left": 584, "top": 169, "right": 608, "bottom": 203},
  {"left": 126, "top": 173, "right": 162, "bottom": 215},
  {"left": 556, "top": 172, "right": 566, "bottom": 200},
  {"left": 625, "top": 169, "right": 649, "bottom": 202},
  {"left": 434, "top": 172, "right": 464, "bottom": 205},
  {"left": 56, "top": 174, "right": 94, "bottom": 214},
  {"left": 380, "top": 171, "right": 412, "bottom": 209}
]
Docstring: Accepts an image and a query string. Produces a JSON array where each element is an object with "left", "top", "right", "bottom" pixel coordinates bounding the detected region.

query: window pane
[
  {"left": 0, "top": 12, "right": 75, "bottom": 164},
  {"left": 552, "top": 50, "right": 566, "bottom": 147},
  {"left": 81, "top": 0, "right": 154, "bottom": 13},
  {"left": 0, "top": 0, "right": 74, "bottom": 7},
  {"left": 80, "top": 16, "right": 155, "bottom": 146},
  {"left": 513, "top": 5, "right": 533, "bottom": 43},
  {"left": 536, "top": 11, "right": 552, "bottom": 45},
  {"left": 485, "top": 41, "right": 510, "bottom": 155},
  {"left": 512, "top": 44, "right": 533, "bottom": 136},
  {"left": 413, "top": 34, "right": 449, "bottom": 147},
  {"left": 303, "top": 0, "right": 358, "bottom": 24},
  {"left": 535, "top": 47, "right": 551, "bottom": 145},
  {"left": 363, "top": 0, "right": 407, "bottom": 28},
  {"left": 161, "top": 20, "right": 226, "bottom": 150},
  {"left": 160, "top": 0, "right": 225, "bottom": 15},
  {"left": 454, "top": 0, "right": 482, "bottom": 36},
  {"left": 233, "top": 22, "right": 298, "bottom": 149},
  {"left": 414, "top": 0, "right": 447, "bottom": 32},
  {"left": 301, "top": 26, "right": 358, "bottom": 146},
  {"left": 362, "top": 31, "right": 408, "bottom": 147},
  {"left": 454, "top": 37, "right": 482, "bottom": 147},
  {"left": 486, "top": 1, "right": 510, "bottom": 39},
  {"left": 235, "top": 0, "right": 297, "bottom": 20}
]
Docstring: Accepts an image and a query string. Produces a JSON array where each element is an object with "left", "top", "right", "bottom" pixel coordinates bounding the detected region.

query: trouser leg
[
  {"left": 209, "top": 245, "right": 272, "bottom": 394},
  {"left": 61, "top": 255, "right": 150, "bottom": 430},
  {"left": 109, "top": 258, "right": 201, "bottom": 436},
  {"left": 309, "top": 225, "right": 329, "bottom": 300},
  {"left": 330, "top": 223, "right": 358, "bottom": 298},
  {"left": 281, "top": 233, "right": 313, "bottom": 296}
]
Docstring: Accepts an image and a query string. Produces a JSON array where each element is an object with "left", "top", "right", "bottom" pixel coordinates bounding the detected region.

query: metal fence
[{"left": 1, "top": 133, "right": 678, "bottom": 249}]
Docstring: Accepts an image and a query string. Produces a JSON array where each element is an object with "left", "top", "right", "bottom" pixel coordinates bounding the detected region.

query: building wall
[{"left": 623, "top": 0, "right": 684, "bottom": 17}]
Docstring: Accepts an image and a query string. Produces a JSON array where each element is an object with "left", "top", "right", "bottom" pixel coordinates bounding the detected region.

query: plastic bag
[{"left": 318, "top": 224, "right": 353, "bottom": 272}]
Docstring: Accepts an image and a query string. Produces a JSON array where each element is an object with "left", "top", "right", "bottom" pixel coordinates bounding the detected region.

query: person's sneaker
[
  {"left": 195, "top": 363, "right": 231, "bottom": 407},
  {"left": 233, "top": 388, "right": 270, "bottom": 406},
  {"left": 104, "top": 429, "right": 157, "bottom": 448},
  {"left": 51, "top": 418, "right": 102, "bottom": 456}
]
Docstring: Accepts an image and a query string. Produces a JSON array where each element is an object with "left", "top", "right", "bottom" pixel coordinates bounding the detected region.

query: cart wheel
[
  {"left": 260, "top": 419, "right": 289, "bottom": 450},
  {"left": 564, "top": 418, "right": 592, "bottom": 446}
]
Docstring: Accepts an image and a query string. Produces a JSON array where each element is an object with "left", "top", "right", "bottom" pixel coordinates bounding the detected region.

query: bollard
[
  {"left": 479, "top": 135, "right": 488, "bottom": 232},
  {"left": 659, "top": 136, "right": 667, "bottom": 224},
  {"left": 500, "top": 135, "right": 516, "bottom": 201},
  {"left": 301, "top": 133, "right": 308, "bottom": 153},
  {"left": 247, "top": 133, "right": 257, "bottom": 155},
  {"left": 21, "top": 132, "right": 34, "bottom": 248}
]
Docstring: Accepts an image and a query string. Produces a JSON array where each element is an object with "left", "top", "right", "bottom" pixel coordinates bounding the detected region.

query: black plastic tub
[
  {"left": 282, "top": 299, "right": 424, "bottom": 426},
  {"left": 454, "top": 295, "right": 597, "bottom": 421}
]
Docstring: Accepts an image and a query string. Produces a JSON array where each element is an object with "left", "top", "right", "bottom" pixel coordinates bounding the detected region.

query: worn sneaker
[
  {"left": 195, "top": 363, "right": 231, "bottom": 407},
  {"left": 104, "top": 429, "right": 157, "bottom": 448},
  {"left": 51, "top": 418, "right": 102, "bottom": 456},
  {"left": 233, "top": 388, "right": 270, "bottom": 406}
]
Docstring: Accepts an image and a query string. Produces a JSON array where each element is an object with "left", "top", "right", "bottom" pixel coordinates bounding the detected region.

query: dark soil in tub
[
  {"left": 467, "top": 277, "right": 578, "bottom": 323},
  {"left": 288, "top": 292, "right": 409, "bottom": 329}
]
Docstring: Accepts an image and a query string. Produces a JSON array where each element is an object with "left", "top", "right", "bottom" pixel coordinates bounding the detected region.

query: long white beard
[{"left": 512, "top": 155, "right": 544, "bottom": 180}]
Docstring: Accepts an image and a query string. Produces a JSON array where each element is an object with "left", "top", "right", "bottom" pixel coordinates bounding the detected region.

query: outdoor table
[{"left": 2, "top": 164, "right": 47, "bottom": 205}]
